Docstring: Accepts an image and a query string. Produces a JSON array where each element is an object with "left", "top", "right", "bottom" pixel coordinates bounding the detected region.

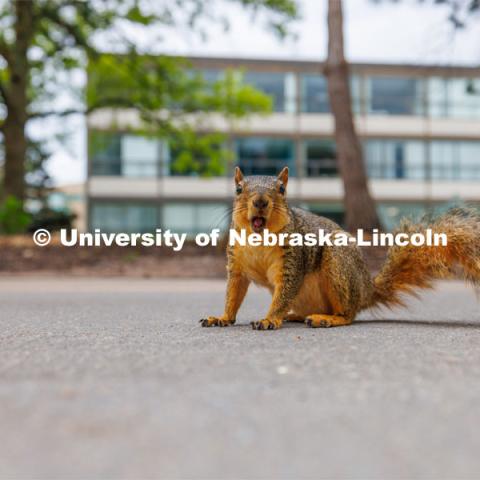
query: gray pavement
[{"left": 1, "top": 277, "right": 480, "bottom": 479}]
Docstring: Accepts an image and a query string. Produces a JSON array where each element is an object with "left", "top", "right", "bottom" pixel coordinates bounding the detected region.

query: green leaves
[
  {"left": 208, "top": 69, "right": 273, "bottom": 117},
  {"left": 0, "top": 196, "right": 31, "bottom": 234},
  {"left": 234, "top": 0, "right": 299, "bottom": 37},
  {"left": 237, "top": 0, "right": 298, "bottom": 18},
  {"left": 0, "top": 0, "right": 300, "bottom": 191},
  {"left": 125, "top": 5, "right": 157, "bottom": 25},
  {"left": 170, "top": 131, "right": 229, "bottom": 177},
  {"left": 87, "top": 55, "right": 273, "bottom": 176}
]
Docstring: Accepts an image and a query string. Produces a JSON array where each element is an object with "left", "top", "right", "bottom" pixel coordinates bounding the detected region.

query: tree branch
[
  {"left": 0, "top": 78, "right": 10, "bottom": 107},
  {"left": 28, "top": 97, "right": 145, "bottom": 119},
  {"left": 29, "top": 108, "right": 85, "bottom": 119},
  {"left": 0, "top": 35, "right": 11, "bottom": 64},
  {"left": 40, "top": 6, "right": 94, "bottom": 55}
]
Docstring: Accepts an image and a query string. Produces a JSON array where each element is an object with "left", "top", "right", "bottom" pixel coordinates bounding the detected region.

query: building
[
  {"left": 87, "top": 57, "right": 480, "bottom": 233},
  {"left": 48, "top": 183, "right": 87, "bottom": 231}
]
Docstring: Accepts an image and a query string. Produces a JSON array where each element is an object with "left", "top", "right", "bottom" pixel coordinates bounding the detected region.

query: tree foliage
[
  {"left": 88, "top": 55, "right": 274, "bottom": 175},
  {"left": 0, "top": 0, "right": 299, "bottom": 222},
  {"left": 0, "top": 196, "right": 31, "bottom": 234}
]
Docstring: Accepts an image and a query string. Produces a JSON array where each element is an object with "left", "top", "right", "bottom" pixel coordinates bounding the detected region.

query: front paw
[
  {"left": 199, "top": 316, "right": 234, "bottom": 327},
  {"left": 250, "top": 318, "right": 283, "bottom": 330}
]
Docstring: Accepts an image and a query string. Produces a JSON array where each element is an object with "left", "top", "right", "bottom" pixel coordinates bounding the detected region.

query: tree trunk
[
  {"left": 325, "top": 0, "right": 382, "bottom": 232},
  {"left": 2, "top": 0, "right": 33, "bottom": 203}
]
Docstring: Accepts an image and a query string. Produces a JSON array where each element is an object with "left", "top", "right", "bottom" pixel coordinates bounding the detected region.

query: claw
[
  {"left": 200, "top": 317, "right": 234, "bottom": 328},
  {"left": 251, "top": 319, "right": 281, "bottom": 330},
  {"left": 305, "top": 316, "right": 333, "bottom": 328},
  {"left": 251, "top": 321, "right": 265, "bottom": 330}
]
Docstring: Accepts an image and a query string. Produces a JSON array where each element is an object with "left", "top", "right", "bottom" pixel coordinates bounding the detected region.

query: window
[
  {"left": 90, "top": 132, "right": 168, "bottom": 177},
  {"left": 90, "top": 202, "right": 158, "bottom": 233},
  {"left": 302, "top": 75, "right": 329, "bottom": 113},
  {"left": 365, "top": 140, "right": 425, "bottom": 179},
  {"left": 430, "top": 141, "right": 480, "bottom": 180},
  {"left": 122, "top": 135, "right": 160, "bottom": 177},
  {"left": 428, "top": 77, "right": 449, "bottom": 117},
  {"left": 236, "top": 137, "right": 295, "bottom": 176},
  {"left": 430, "top": 141, "right": 457, "bottom": 180},
  {"left": 429, "top": 78, "right": 480, "bottom": 119},
  {"left": 162, "top": 202, "right": 230, "bottom": 235},
  {"left": 366, "top": 140, "right": 480, "bottom": 181},
  {"left": 199, "top": 69, "right": 221, "bottom": 83},
  {"left": 305, "top": 140, "right": 337, "bottom": 177},
  {"left": 301, "top": 74, "right": 361, "bottom": 114},
  {"left": 458, "top": 142, "right": 480, "bottom": 180},
  {"left": 90, "top": 132, "right": 121, "bottom": 175},
  {"left": 449, "top": 79, "right": 480, "bottom": 119},
  {"left": 369, "top": 76, "right": 424, "bottom": 115},
  {"left": 244, "top": 72, "right": 295, "bottom": 112},
  {"left": 350, "top": 75, "right": 362, "bottom": 114}
]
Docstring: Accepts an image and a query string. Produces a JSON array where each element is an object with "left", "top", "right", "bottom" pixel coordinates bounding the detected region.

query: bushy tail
[{"left": 372, "top": 208, "right": 480, "bottom": 309}]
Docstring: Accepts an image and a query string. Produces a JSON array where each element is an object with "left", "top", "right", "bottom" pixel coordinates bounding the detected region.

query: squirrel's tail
[{"left": 371, "top": 208, "right": 480, "bottom": 309}]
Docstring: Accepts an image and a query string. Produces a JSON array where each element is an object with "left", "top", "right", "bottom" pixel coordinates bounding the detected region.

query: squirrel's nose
[{"left": 253, "top": 198, "right": 269, "bottom": 209}]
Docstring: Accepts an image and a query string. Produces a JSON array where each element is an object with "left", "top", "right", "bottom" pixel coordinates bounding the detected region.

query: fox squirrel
[{"left": 200, "top": 166, "right": 480, "bottom": 330}]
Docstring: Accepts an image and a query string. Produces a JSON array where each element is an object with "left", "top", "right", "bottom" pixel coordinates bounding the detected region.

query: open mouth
[{"left": 251, "top": 216, "right": 266, "bottom": 232}]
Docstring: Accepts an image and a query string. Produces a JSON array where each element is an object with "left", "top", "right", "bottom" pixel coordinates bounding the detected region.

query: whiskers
[
  {"left": 210, "top": 205, "right": 234, "bottom": 232},
  {"left": 271, "top": 203, "right": 289, "bottom": 219},
  {"left": 210, "top": 202, "right": 289, "bottom": 234},
  {"left": 210, "top": 204, "right": 247, "bottom": 232}
]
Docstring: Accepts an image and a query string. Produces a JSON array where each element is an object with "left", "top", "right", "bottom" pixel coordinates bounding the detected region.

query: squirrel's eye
[
  {"left": 236, "top": 185, "right": 243, "bottom": 195},
  {"left": 279, "top": 184, "right": 285, "bottom": 194}
]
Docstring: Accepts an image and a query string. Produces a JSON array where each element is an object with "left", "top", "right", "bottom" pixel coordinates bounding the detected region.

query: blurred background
[
  {"left": 0, "top": 0, "right": 479, "bottom": 273},
  {"left": 3, "top": 4, "right": 480, "bottom": 478}
]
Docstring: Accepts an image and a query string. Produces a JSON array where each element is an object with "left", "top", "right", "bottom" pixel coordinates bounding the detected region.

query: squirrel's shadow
[
  {"left": 226, "top": 319, "right": 480, "bottom": 329},
  {"left": 357, "top": 319, "right": 480, "bottom": 329}
]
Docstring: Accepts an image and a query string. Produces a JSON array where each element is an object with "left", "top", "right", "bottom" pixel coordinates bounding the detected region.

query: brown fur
[
  {"left": 200, "top": 168, "right": 480, "bottom": 330},
  {"left": 372, "top": 208, "right": 480, "bottom": 308}
]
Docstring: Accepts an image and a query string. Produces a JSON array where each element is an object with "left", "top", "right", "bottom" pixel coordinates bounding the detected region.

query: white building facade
[{"left": 87, "top": 57, "right": 480, "bottom": 233}]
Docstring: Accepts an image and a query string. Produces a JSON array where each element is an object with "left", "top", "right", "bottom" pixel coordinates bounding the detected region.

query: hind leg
[
  {"left": 305, "top": 314, "right": 352, "bottom": 328},
  {"left": 284, "top": 313, "right": 305, "bottom": 322}
]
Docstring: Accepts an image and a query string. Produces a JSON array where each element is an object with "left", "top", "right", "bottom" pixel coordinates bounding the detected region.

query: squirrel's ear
[
  {"left": 234, "top": 166, "right": 244, "bottom": 184},
  {"left": 277, "top": 166, "right": 289, "bottom": 187}
]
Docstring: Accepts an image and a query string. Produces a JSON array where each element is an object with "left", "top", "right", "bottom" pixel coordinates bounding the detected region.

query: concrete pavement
[{"left": 1, "top": 277, "right": 480, "bottom": 479}]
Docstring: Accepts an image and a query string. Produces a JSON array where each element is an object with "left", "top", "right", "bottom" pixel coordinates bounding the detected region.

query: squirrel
[{"left": 200, "top": 166, "right": 480, "bottom": 330}]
